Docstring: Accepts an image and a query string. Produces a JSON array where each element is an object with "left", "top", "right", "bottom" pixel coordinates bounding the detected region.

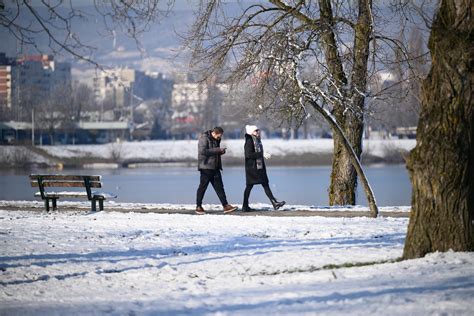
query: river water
[{"left": 0, "top": 165, "right": 411, "bottom": 206}]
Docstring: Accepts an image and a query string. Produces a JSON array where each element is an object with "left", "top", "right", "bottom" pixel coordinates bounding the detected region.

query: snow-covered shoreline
[
  {"left": 41, "top": 138, "right": 415, "bottom": 160},
  {"left": 0, "top": 139, "right": 416, "bottom": 167},
  {"left": 0, "top": 209, "right": 472, "bottom": 315}
]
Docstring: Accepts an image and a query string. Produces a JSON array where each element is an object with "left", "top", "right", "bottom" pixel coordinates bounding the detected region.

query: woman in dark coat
[{"left": 242, "top": 125, "right": 285, "bottom": 212}]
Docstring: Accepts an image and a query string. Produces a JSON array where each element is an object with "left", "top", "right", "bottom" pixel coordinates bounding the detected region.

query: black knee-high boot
[
  {"left": 242, "top": 185, "right": 255, "bottom": 211},
  {"left": 263, "top": 184, "right": 286, "bottom": 210}
]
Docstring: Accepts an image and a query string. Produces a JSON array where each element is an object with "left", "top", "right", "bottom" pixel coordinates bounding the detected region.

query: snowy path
[
  {"left": 0, "top": 200, "right": 411, "bottom": 217},
  {"left": 0, "top": 210, "right": 472, "bottom": 315}
]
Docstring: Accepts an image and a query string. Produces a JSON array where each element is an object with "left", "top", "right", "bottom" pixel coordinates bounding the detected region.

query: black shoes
[
  {"left": 242, "top": 200, "right": 286, "bottom": 211},
  {"left": 271, "top": 199, "right": 286, "bottom": 210},
  {"left": 241, "top": 206, "right": 256, "bottom": 212}
]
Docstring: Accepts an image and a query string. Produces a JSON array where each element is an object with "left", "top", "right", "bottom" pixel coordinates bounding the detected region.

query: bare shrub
[
  {"left": 382, "top": 143, "right": 408, "bottom": 163},
  {"left": 0, "top": 148, "right": 10, "bottom": 165},
  {"left": 108, "top": 142, "right": 123, "bottom": 163},
  {"left": 0, "top": 147, "right": 31, "bottom": 167}
]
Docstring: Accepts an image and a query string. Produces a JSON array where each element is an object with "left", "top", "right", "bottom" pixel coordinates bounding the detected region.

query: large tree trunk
[
  {"left": 403, "top": 0, "right": 474, "bottom": 259},
  {"left": 327, "top": 0, "right": 372, "bottom": 205},
  {"left": 318, "top": 0, "right": 356, "bottom": 205},
  {"left": 329, "top": 115, "right": 364, "bottom": 205},
  {"left": 309, "top": 101, "right": 378, "bottom": 217}
]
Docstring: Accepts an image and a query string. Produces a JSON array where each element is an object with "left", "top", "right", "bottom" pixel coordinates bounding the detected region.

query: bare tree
[
  {"left": 73, "top": 82, "right": 96, "bottom": 113},
  {"left": 0, "top": 0, "right": 173, "bottom": 66},
  {"left": 186, "top": 1, "right": 431, "bottom": 214},
  {"left": 0, "top": 107, "right": 12, "bottom": 121},
  {"left": 403, "top": 0, "right": 473, "bottom": 259},
  {"left": 367, "top": 26, "right": 429, "bottom": 134},
  {"left": 150, "top": 99, "right": 172, "bottom": 139},
  {"left": 69, "top": 82, "right": 96, "bottom": 143},
  {"left": 36, "top": 83, "right": 73, "bottom": 144}
]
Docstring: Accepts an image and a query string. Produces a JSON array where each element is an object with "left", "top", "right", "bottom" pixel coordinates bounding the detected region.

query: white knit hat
[{"left": 245, "top": 125, "right": 259, "bottom": 135}]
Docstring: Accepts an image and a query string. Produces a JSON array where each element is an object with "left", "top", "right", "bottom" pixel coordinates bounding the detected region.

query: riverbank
[{"left": 0, "top": 138, "right": 415, "bottom": 169}]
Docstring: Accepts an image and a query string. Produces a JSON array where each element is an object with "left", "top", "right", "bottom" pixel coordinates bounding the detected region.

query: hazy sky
[{"left": 1, "top": 0, "right": 433, "bottom": 82}]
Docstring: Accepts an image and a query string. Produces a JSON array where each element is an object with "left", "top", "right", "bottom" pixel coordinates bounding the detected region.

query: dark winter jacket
[
  {"left": 198, "top": 130, "right": 223, "bottom": 170},
  {"left": 244, "top": 133, "right": 269, "bottom": 185}
]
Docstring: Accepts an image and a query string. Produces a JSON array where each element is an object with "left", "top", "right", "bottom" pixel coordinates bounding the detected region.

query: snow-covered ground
[
  {"left": 1, "top": 209, "right": 472, "bottom": 315},
  {"left": 38, "top": 139, "right": 416, "bottom": 161}
]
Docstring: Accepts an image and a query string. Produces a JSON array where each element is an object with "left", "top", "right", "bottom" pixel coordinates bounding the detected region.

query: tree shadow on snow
[
  {"left": 0, "top": 232, "right": 405, "bottom": 286},
  {"left": 1, "top": 276, "right": 472, "bottom": 314}
]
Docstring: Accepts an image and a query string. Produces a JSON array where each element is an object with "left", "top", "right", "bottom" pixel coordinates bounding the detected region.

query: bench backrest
[{"left": 30, "top": 174, "right": 102, "bottom": 200}]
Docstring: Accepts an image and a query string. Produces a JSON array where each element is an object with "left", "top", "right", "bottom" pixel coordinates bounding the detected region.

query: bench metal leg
[
  {"left": 45, "top": 199, "right": 50, "bottom": 212},
  {"left": 91, "top": 199, "right": 97, "bottom": 212},
  {"left": 99, "top": 199, "right": 104, "bottom": 211},
  {"left": 52, "top": 198, "right": 57, "bottom": 211}
]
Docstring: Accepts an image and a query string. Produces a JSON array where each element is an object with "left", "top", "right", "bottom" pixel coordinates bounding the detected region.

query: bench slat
[
  {"left": 35, "top": 191, "right": 116, "bottom": 199},
  {"left": 35, "top": 191, "right": 89, "bottom": 198},
  {"left": 31, "top": 181, "right": 102, "bottom": 188},
  {"left": 29, "top": 175, "right": 101, "bottom": 181}
]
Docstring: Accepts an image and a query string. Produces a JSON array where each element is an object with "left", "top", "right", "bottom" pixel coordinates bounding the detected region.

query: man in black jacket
[{"left": 196, "top": 126, "right": 237, "bottom": 214}]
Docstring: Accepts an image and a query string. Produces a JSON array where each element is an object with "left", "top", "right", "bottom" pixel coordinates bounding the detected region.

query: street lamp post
[
  {"left": 129, "top": 85, "right": 134, "bottom": 141},
  {"left": 128, "top": 86, "right": 143, "bottom": 142},
  {"left": 31, "top": 108, "right": 34, "bottom": 146}
]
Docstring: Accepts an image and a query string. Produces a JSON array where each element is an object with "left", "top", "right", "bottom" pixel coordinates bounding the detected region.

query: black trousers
[
  {"left": 243, "top": 183, "right": 276, "bottom": 207},
  {"left": 196, "top": 169, "right": 228, "bottom": 207}
]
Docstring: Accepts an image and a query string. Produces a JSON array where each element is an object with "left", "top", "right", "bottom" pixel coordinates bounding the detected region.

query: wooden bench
[{"left": 30, "top": 174, "right": 117, "bottom": 212}]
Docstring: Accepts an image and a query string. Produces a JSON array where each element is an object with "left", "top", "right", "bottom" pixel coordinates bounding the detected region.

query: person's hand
[
  {"left": 264, "top": 152, "right": 271, "bottom": 160},
  {"left": 220, "top": 147, "right": 227, "bottom": 155}
]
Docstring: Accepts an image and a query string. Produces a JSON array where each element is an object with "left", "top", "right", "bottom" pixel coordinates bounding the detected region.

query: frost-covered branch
[{"left": 286, "top": 37, "right": 378, "bottom": 217}]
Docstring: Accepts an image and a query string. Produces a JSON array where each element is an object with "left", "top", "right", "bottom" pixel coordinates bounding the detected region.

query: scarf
[{"left": 251, "top": 135, "right": 264, "bottom": 170}]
